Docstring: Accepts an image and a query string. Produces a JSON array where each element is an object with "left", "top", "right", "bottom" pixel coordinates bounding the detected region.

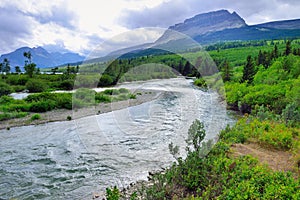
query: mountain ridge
[{"left": 0, "top": 46, "right": 84, "bottom": 70}]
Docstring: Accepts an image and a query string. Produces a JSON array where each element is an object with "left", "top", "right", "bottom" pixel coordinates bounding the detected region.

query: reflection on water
[{"left": 0, "top": 78, "right": 234, "bottom": 199}]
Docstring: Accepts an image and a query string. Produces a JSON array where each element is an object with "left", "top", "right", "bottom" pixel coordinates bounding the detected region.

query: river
[{"left": 0, "top": 78, "right": 234, "bottom": 199}]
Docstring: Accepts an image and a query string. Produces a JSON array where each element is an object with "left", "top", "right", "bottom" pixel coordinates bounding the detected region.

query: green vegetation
[
  {"left": 31, "top": 113, "right": 41, "bottom": 121},
  {"left": 106, "top": 118, "right": 300, "bottom": 199},
  {"left": 0, "top": 87, "right": 135, "bottom": 121}
]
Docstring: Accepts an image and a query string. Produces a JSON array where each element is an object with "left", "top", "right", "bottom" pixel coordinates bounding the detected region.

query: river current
[{"left": 0, "top": 78, "right": 234, "bottom": 199}]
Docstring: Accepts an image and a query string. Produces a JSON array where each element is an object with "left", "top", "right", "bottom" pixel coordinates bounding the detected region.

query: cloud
[
  {"left": 26, "top": 3, "right": 78, "bottom": 29},
  {"left": 86, "top": 28, "right": 165, "bottom": 58},
  {"left": 0, "top": 6, "right": 35, "bottom": 54}
]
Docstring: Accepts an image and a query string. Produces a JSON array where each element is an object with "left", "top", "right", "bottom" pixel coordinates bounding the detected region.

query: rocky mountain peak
[
  {"left": 169, "top": 9, "right": 246, "bottom": 36},
  {"left": 156, "top": 10, "right": 247, "bottom": 44}
]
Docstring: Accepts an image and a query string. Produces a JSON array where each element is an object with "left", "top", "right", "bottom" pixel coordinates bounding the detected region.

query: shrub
[
  {"left": 95, "top": 93, "right": 111, "bottom": 103},
  {"left": 98, "top": 74, "right": 114, "bottom": 87},
  {"left": 129, "top": 94, "right": 136, "bottom": 99},
  {"left": 0, "top": 95, "right": 14, "bottom": 104},
  {"left": 31, "top": 113, "right": 41, "bottom": 121},
  {"left": 67, "top": 115, "right": 72, "bottom": 121},
  {"left": 220, "top": 117, "right": 296, "bottom": 150},
  {"left": 59, "top": 79, "right": 74, "bottom": 90},
  {"left": 106, "top": 186, "right": 120, "bottom": 200},
  {"left": 73, "top": 88, "right": 95, "bottom": 107},
  {"left": 55, "top": 93, "right": 72, "bottom": 109},
  {"left": 0, "top": 112, "right": 28, "bottom": 121},
  {"left": 282, "top": 103, "right": 300, "bottom": 127},
  {"left": 11, "top": 85, "right": 26, "bottom": 92},
  {"left": 25, "top": 79, "right": 48, "bottom": 93},
  {"left": 194, "top": 78, "right": 207, "bottom": 89},
  {"left": 25, "top": 92, "right": 54, "bottom": 102},
  {"left": 0, "top": 82, "right": 13, "bottom": 97},
  {"left": 29, "top": 100, "right": 56, "bottom": 112}
]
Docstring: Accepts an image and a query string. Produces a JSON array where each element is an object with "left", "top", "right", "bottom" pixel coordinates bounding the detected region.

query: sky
[{"left": 0, "top": 0, "right": 299, "bottom": 57}]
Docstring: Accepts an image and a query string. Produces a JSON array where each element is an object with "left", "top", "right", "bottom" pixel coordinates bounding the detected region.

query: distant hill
[
  {"left": 255, "top": 19, "right": 300, "bottom": 29},
  {"left": 0, "top": 47, "right": 84, "bottom": 70}
]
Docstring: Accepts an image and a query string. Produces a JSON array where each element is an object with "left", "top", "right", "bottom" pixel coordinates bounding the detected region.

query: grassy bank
[{"left": 0, "top": 88, "right": 136, "bottom": 122}]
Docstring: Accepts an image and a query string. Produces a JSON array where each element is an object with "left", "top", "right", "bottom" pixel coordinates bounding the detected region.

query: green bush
[
  {"left": 11, "top": 85, "right": 26, "bottom": 92},
  {"left": 0, "top": 112, "right": 28, "bottom": 121},
  {"left": 0, "top": 82, "right": 13, "bottom": 97},
  {"left": 95, "top": 93, "right": 112, "bottom": 103},
  {"left": 25, "top": 79, "right": 48, "bottom": 93},
  {"left": 0, "top": 95, "right": 14, "bottom": 104},
  {"left": 98, "top": 74, "right": 114, "bottom": 87},
  {"left": 29, "top": 100, "right": 56, "bottom": 112},
  {"left": 129, "top": 94, "right": 136, "bottom": 99},
  {"left": 106, "top": 186, "right": 120, "bottom": 200},
  {"left": 54, "top": 93, "right": 72, "bottom": 109},
  {"left": 73, "top": 88, "right": 95, "bottom": 108},
  {"left": 194, "top": 78, "right": 207, "bottom": 89},
  {"left": 59, "top": 79, "right": 74, "bottom": 90},
  {"left": 5, "top": 75, "right": 28, "bottom": 85},
  {"left": 31, "top": 113, "right": 41, "bottom": 121},
  {"left": 220, "top": 117, "right": 296, "bottom": 150}
]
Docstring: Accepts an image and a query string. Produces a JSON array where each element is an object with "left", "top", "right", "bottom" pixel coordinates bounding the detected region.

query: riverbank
[{"left": 0, "top": 89, "right": 162, "bottom": 130}]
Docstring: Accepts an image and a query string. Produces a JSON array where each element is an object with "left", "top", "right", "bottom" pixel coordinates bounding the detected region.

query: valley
[{"left": 0, "top": 8, "right": 299, "bottom": 200}]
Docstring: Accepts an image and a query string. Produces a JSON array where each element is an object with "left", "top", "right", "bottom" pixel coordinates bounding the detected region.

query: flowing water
[{"left": 0, "top": 78, "right": 234, "bottom": 199}]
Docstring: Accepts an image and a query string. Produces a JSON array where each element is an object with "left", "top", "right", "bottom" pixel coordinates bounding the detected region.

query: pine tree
[
  {"left": 272, "top": 44, "right": 279, "bottom": 59},
  {"left": 221, "top": 60, "right": 232, "bottom": 82},
  {"left": 257, "top": 50, "right": 265, "bottom": 66},
  {"left": 241, "top": 55, "right": 256, "bottom": 84},
  {"left": 285, "top": 40, "right": 292, "bottom": 56},
  {"left": 3, "top": 58, "right": 10, "bottom": 73}
]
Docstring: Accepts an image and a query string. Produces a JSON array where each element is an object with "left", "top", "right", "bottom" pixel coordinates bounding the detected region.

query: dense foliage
[{"left": 106, "top": 117, "right": 299, "bottom": 199}]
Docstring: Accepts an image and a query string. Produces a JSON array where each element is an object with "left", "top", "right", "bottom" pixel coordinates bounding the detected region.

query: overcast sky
[{"left": 0, "top": 0, "right": 299, "bottom": 56}]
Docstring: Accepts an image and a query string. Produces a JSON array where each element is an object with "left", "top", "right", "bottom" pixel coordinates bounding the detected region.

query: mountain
[
  {"left": 0, "top": 47, "right": 84, "bottom": 70},
  {"left": 157, "top": 10, "right": 300, "bottom": 46},
  {"left": 105, "top": 10, "right": 300, "bottom": 59},
  {"left": 157, "top": 10, "right": 246, "bottom": 43},
  {"left": 255, "top": 19, "right": 300, "bottom": 29}
]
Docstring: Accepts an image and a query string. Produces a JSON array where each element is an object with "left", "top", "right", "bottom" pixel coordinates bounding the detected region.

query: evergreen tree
[
  {"left": 241, "top": 55, "right": 256, "bottom": 84},
  {"left": 257, "top": 50, "right": 265, "bottom": 66},
  {"left": 3, "top": 58, "right": 10, "bottom": 73},
  {"left": 183, "top": 61, "right": 191, "bottom": 76},
  {"left": 285, "top": 40, "right": 292, "bottom": 56},
  {"left": 221, "top": 60, "right": 232, "bottom": 82},
  {"left": 272, "top": 44, "right": 279, "bottom": 59},
  {"left": 66, "top": 64, "right": 71, "bottom": 75}
]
